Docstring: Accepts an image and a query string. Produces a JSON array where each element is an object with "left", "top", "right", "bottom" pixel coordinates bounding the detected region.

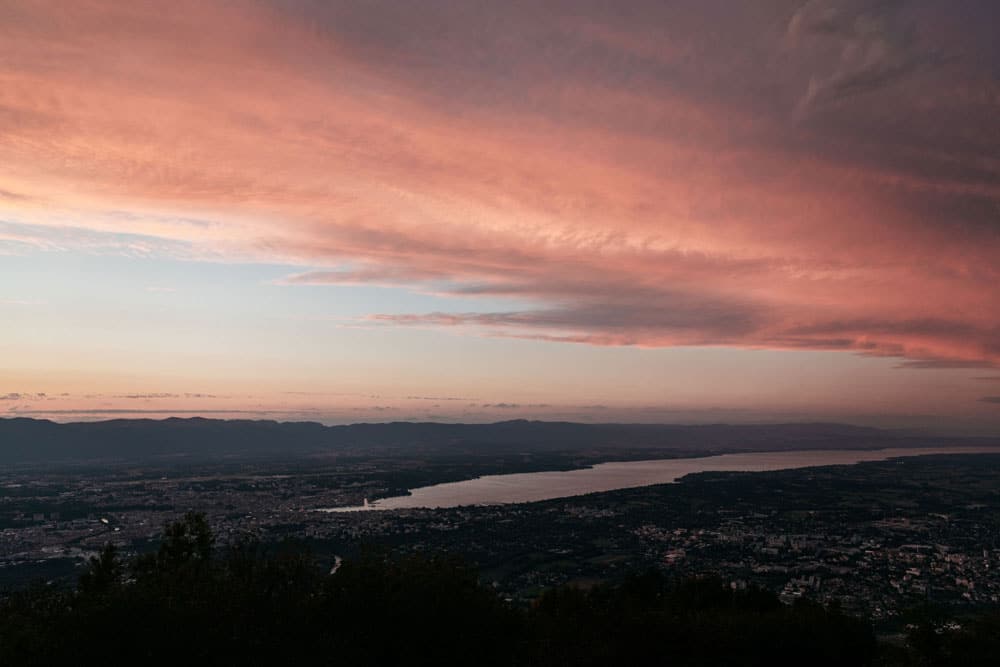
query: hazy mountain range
[{"left": 0, "top": 417, "right": 988, "bottom": 465}]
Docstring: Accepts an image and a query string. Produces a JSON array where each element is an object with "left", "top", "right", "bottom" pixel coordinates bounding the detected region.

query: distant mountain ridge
[{"left": 1, "top": 417, "right": 986, "bottom": 465}]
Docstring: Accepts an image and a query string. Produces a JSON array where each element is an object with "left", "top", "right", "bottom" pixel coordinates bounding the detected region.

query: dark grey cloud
[
  {"left": 897, "top": 360, "right": 996, "bottom": 370},
  {"left": 373, "top": 305, "right": 1000, "bottom": 365},
  {"left": 980, "top": 396, "right": 1000, "bottom": 404},
  {"left": 788, "top": 0, "right": 940, "bottom": 116},
  {"left": 371, "top": 288, "right": 765, "bottom": 345}
]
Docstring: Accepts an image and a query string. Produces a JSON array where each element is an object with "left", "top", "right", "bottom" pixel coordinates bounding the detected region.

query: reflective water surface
[{"left": 323, "top": 446, "right": 1000, "bottom": 512}]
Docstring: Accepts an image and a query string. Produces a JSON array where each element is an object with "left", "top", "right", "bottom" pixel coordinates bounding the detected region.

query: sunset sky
[{"left": 2, "top": 0, "right": 999, "bottom": 431}]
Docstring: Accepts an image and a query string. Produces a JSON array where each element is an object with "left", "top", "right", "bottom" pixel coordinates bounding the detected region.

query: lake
[{"left": 322, "top": 446, "right": 1000, "bottom": 512}]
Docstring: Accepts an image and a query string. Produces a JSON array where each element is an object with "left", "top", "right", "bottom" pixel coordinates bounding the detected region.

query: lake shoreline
[{"left": 322, "top": 446, "right": 1000, "bottom": 512}]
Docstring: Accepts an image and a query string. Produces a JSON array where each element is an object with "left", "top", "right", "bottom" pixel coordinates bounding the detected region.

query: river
[{"left": 322, "top": 446, "right": 1000, "bottom": 512}]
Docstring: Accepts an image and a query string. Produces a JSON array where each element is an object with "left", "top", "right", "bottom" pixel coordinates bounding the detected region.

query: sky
[{"left": 1, "top": 0, "right": 999, "bottom": 432}]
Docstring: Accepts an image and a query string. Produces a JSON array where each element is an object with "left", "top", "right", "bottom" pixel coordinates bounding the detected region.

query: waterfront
[{"left": 325, "top": 447, "right": 1000, "bottom": 511}]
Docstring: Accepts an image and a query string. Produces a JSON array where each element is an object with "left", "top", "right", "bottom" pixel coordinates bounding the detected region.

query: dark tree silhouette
[
  {"left": 77, "top": 543, "right": 122, "bottom": 595},
  {"left": 3, "top": 513, "right": 993, "bottom": 666}
]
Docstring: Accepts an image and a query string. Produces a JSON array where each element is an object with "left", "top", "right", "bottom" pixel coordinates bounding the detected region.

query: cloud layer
[{"left": 2, "top": 0, "right": 999, "bottom": 365}]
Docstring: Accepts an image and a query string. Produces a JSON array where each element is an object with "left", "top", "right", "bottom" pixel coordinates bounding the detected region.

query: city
[{"left": 4, "top": 451, "right": 999, "bottom": 631}]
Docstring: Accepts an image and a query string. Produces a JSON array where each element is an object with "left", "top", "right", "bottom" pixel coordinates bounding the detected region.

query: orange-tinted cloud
[{"left": 2, "top": 0, "right": 999, "bottom": 365}]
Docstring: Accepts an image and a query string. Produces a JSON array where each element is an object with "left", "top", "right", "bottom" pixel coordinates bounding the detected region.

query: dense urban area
[{"left": 3, "top": 449, "right": 999, "bottom": 632}]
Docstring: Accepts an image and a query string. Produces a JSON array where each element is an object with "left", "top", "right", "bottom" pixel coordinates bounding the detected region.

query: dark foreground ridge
[
  {"left": 0, "top": 417, "right": 978, "bottom": 464},
  {"left": 9, "top": 512, "right": 997, "bottom": 666}
]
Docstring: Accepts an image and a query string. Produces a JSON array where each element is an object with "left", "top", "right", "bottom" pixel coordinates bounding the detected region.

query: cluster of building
[
  {"left": 3, "top": 455, "right": 1000, "bottom": 625},
  {"left": 630, "top": 515, "right": 1000, "bottom": 618}
]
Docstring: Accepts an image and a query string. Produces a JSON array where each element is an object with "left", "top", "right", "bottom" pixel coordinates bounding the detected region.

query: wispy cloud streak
[{"left": 1, "top": 0, "right": 998, "bottom": 366}]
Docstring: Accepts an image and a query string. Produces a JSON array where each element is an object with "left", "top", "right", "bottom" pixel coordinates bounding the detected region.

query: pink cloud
[{"left": 1, "top": 1, "right": 998, "bottom": 366}]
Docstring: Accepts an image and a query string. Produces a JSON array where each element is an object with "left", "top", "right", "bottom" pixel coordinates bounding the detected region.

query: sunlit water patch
[{"left": 322, "top": 446, "right": 1000, "bottom": 512}]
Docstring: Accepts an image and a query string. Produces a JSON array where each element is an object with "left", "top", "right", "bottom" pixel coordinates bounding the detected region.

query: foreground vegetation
[{"left": 1, "top": 513, "right": 997, "bottom": 665}]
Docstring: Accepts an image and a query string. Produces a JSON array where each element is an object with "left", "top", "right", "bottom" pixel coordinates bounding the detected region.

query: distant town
[{"left": 4, "top": 444, "right": 999, "bottom": 631}]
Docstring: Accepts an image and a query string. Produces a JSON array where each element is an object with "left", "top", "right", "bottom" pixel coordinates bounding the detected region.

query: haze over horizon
[{"left": 2, "top": 1, "right": 999, "bottom": 433}]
